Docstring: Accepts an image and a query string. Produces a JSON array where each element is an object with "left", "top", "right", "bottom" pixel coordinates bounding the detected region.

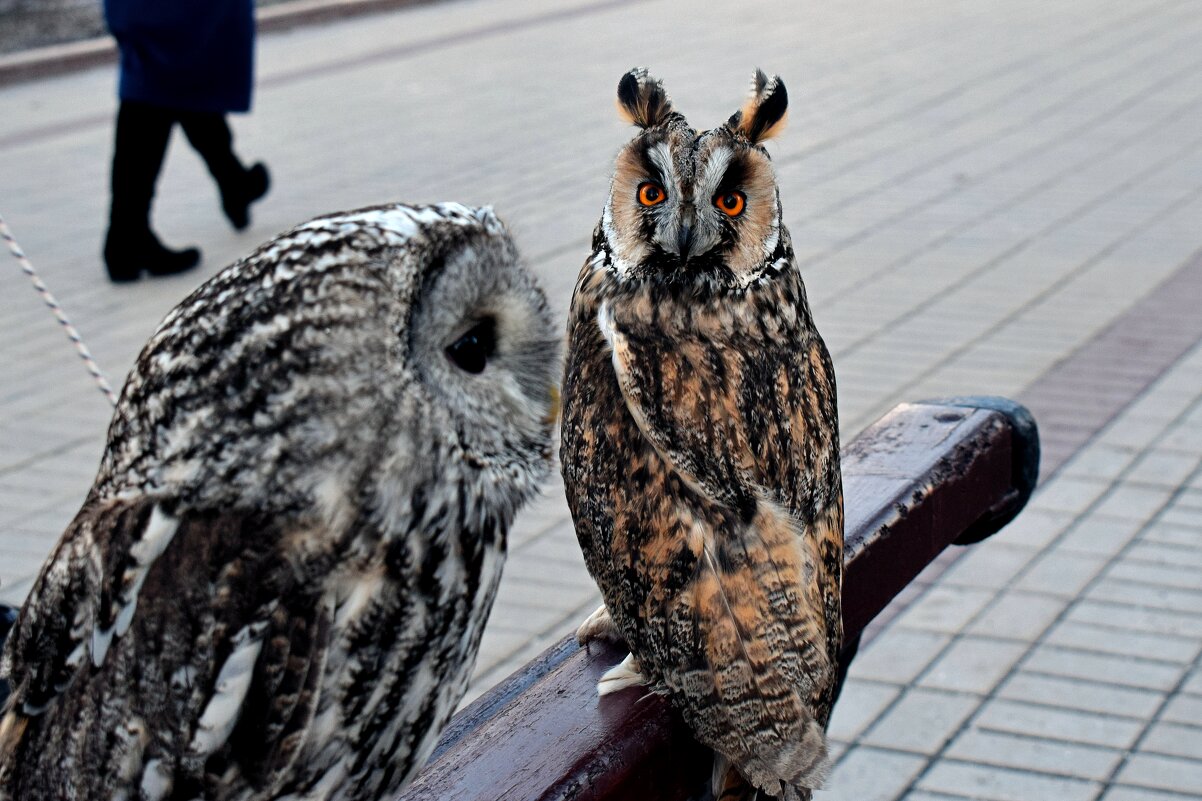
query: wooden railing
[{"left": 399, "top": 396, "right": 1040, "bottom": 801}]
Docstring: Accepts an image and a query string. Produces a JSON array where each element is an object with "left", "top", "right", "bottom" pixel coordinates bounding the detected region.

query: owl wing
[
  {"left": 598, "top": 301, "right": 839, "bottom": 521},
  {"left": 599, "top": 303, "right": 841, "bottom": 793},
  {"left": 0, "top": 496, "right": 331, "bottom": 795}
]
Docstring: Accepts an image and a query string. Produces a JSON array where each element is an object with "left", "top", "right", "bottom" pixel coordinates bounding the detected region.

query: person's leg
[
  {"left": 104, "top": 100, "right": 200, "bottom": 282},
  {"left": 177, "top": 111, "right": 269, "bottom": 231}
]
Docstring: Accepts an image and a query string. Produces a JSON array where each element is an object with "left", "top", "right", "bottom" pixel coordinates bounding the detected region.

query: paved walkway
[{"left": 2, "top": 0, "right": 1201, "bottom": 798}]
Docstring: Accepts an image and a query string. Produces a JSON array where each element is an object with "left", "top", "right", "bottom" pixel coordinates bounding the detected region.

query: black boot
[
  {"left": 104, "top": 101, "right": 201, "bottom": 283},
  {"left": 103, "top": 228, "right": 201, "bottom": 283},
  {"left": 219, "top": 162, "right": 270, "bottom": 231},
  {"left": 179, "top": 112, "right": 270, "bottom": 231}
]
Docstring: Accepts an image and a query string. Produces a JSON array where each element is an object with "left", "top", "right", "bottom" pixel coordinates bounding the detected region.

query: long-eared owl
[
  {"left": 560, "top": 69, "right": 843, "bottom": 800},
  {"left": 0, "top": 203, "right": 559, "bottom": 800}
]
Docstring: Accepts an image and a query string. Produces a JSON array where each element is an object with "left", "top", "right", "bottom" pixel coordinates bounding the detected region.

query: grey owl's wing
[{"left": 1, "top": 496, "right": 331, "bottom": 796}]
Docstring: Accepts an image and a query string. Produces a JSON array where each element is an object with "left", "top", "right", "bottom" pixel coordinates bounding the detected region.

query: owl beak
[{"left": 677, "top": 224, "right": 695, "bottom": 263}]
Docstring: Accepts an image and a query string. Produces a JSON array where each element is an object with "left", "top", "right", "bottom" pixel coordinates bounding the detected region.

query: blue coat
[{"left": 105, "top": 0, "right": 255, "bottom": 113}]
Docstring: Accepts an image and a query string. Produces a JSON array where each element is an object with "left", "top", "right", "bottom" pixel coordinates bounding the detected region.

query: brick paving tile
[
  {"left": 1116, "top": 754, "right": 1202, "bottom": 796},
  {"left": 917, "top": 761, "right": 1101, "bottom": 801},
  {"left": 827, "top": 679, "right": 903, "bottom": 744},
  {"left": 966, "top": 592, "right": 1064, "bottom": 642},
  {"left": 974, "top": 698, "right": 1144, "bottom": 750},
  {"left": 917, "top": 637, "right": 1029, "bottom": 695},
  {"left": 1139, "top": 722, "right": 1202, "bottom": 761},
  {"left": 1056, "top": 514, "right": 1144, "bottom": 557},
  {"left": 1023, "top": 645, "right": 1185, "bottom": 692},
  {"left": 944, "top": 728, "right": 1124, "bottom": 781},
  {"left": 1100, "top": 788, "right": 1202, "bottom": 801},
  {"left": 847, "top": 630, "right": 953, "bottom": 685},
  {"left": 1043, "top": 620, "right": 1202, "bottom": 665},
  {"left": 893, "top": 586, "right": 996, "bottom": 635},
  {"left": 861, "top": 688, "right": 981, "bottom": 755},
  {"left": 824, "top": 747, "right": 928, "bottom": 801},
  {"left": 1088, "top": 578, "right": 1202, "bottom": 617},
  {"left": 1013, "top": 550, "right": 1109, "bottom": 598},
  {"left": 1158, "top": 693, "right": 1202, "bottom": 724},
  {"left": 996, "top": 672, "right": 1166, "bottom": 721}
]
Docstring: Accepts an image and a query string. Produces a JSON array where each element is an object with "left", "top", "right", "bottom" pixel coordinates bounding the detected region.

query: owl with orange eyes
[{"left": 560, "top": 69, "right": 843, "bottom": 801}]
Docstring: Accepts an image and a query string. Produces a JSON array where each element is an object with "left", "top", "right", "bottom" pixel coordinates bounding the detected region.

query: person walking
[{"left": 103, "top": 0, "right": 270, "bottom": 283}]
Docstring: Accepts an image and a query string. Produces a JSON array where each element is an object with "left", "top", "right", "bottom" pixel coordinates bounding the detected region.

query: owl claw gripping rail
[{"left": 397, "top": 395, "right": 1039, "bottom": 801}]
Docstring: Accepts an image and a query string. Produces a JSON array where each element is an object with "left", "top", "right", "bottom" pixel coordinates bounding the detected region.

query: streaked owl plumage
[
  {"left": 0, "top": 203, "right": 558, "bottom": 800},
  {"left": 560, "top": 70, "right": 843, "bottom": 800}
]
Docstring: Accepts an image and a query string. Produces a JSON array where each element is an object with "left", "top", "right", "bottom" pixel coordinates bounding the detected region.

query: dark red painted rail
[{"left": 398, "top": 396, "right": 1039, "bottom": 801}]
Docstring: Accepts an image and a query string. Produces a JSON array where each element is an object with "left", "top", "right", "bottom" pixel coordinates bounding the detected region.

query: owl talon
[
  {"left": 576, "top": 604, "right": 624, "bottom": 647},
  {"left": 597, "top": 652, "right": 645, "bottom": 696}
]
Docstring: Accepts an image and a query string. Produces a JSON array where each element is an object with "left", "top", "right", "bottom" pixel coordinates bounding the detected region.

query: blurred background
[{"left": 2, "top": 0, "right": 1201, "bottom": 798}]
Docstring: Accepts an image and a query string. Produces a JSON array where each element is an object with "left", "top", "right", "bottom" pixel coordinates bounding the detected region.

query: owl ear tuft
[
  {"left": 729, "top": 69, "right": 788, "bottom": 143},
  {"left": 616, "top": 67, "right": 674, "bottom": 129}
]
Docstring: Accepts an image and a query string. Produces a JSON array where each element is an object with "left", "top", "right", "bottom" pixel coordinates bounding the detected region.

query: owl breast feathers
[
  {"left": 0, "top": 203, "right": 559, "bottom": 801},
  {"left": 561, "top": 70, "right": 843, "bottom": 801}
]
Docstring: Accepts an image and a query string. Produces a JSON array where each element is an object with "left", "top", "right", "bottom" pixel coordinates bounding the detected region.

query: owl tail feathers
[{"left": 710, "top": 717, "right": 831, "bottom": 801}]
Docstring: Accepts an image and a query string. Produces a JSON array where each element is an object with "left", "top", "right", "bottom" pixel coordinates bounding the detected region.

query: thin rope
[{"left": 1, "top": 213, "right": 118, "bottom": 407}]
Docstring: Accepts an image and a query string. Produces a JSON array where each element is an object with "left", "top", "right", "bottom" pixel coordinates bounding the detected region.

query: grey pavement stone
[
  {"left": 967, "top": 592, "right": 1064, "bottom": 642},
  {"left": 1056, "top": 514, "right": 1143, "bottom": 557},
  {"left": 1140, "top": 722, "right": 1202, "bottom": 761},
  {"left": 940, "top": 544, "right": 1039, "bottom": 590},
  {"left": 1157, "top": 506, "right": 1202, "bottom": 529},
  {"left": 918, "top": 761, "right": 1100, "bottom": 801},
  {"left": 918, "top": 636, "right": 1028, "bottom": 695},
  {"left": 1069, "top": 599, "right": 1202, "bottom": 640},
  {"left": 993, "top": 508, "right": 1078, "bottom": 549},
  {"left": 1088, "top": 578, "right": 1202, "bottom": 617},
  {"left": 1060, "top": 444, "right": 1140, "bottom": 482},
  {"left": 828, "top": 679, "right": 903, "bottom": 744},
  {"left": 1107, "top": 559, "right": 1202, "bottom": 593},
  {"left": 826, "top": 746, "right": 928, "bottom": 801},
  {"left": 944, "top": 728, "right": 1123, "bottom": 781},
  {"left": 847, "top": 629, "right": 952, "bottom": 685},
  {"left": 894, "top": 586, "right": 997, "bottom": 635},
  {"left": 1024, "top": 644, "right": 1184, "bottom": 691},
  {"left": 1126, "top": 451, "right": 1201, "bottom": 489},
  {"left": 997, "top": 671, "right": 1165, "bottom": 720},
  {"left": 1044, "top": 620, "right": 1201, "bottom": 664},
  {"left": 1159, "top": 693, "right": 1202, "bottom": 724},
  {"left": 1029, "top": 476, "right": 1113, "bottom": 515},
  {"left": 974, "top": 698, "right": 1144, "bottom": 749},
  {"left": 1101, "top": 787, "right": 1202, "bottom": 801},
  {"left": 1095, "top": 418, "right": 1175, "bottom": 451},
  {"left": 861, "top": 687, "right": 980, "bottom": 755},
  {"left": 1013, "top": 549, "right": 1109, "bottom": 598},
  {"left": 1125, "top": 541, "right": 1202, "bottom": 570},
  {"left": 1091, "top": 484, "right": 1176, "bottom": 522},
  {"left": 1116, "top": 754, "right": 1202, "bottom": 796}
]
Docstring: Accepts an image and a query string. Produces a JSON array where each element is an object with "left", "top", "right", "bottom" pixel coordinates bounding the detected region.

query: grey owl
[
  {"left": 560, "top": 70, "right": 843, "bottom": 801},
  {"left": 0, "top": 203, "right": 558, "bottom": 800}
]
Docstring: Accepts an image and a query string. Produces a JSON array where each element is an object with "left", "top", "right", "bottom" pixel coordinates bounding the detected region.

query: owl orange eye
[
  {"left": 715, "top": 191, "right": 746, "bottom": 217},
  {"left": 638, "top": 183, "right": 666, "bottom": 207}
]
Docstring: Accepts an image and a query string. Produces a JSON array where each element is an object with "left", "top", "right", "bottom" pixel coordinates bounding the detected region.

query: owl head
[
  {"left": 601, "top": 68, "right": 789, "bottom": 290},
  {"left": 100, "top": 203, "right": 559, "bottom": 535}
]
